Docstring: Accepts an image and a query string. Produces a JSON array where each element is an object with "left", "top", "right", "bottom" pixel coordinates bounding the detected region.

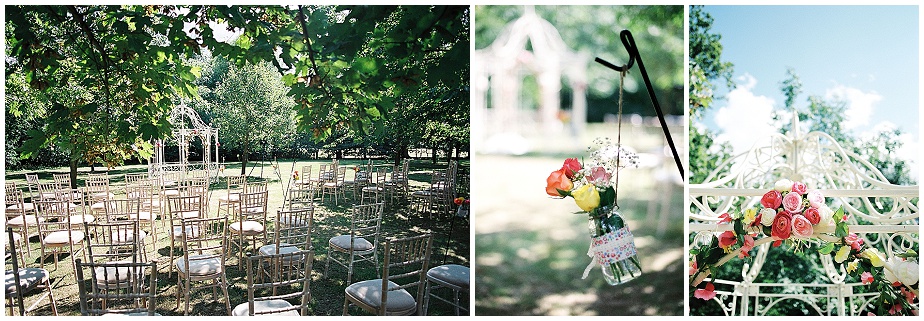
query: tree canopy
[{"left": 5, "top": 5, "right": 469, "bottom": 171}]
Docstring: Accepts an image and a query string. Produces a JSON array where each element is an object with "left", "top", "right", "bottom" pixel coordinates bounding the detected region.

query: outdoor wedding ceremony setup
[{"left": 5, "top": 5, "right": 470, "bottom": 316}]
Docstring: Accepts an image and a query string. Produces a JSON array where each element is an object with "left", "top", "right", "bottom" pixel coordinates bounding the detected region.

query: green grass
[{"left": 5, "top": 158, "right": 470, "bottom": 316}]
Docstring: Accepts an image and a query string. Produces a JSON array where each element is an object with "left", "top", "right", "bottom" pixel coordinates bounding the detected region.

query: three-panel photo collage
[{"left": 2, "top": 3, "right": 920, "bottom": 317}]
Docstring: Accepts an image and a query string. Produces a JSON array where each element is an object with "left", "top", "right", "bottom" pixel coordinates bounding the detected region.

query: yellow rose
[
  {"left": 862, "top": 248, "right": 885, "bottom": 267},
  {"left": 834, "top": 245, "right": 851, "bottom": 263},
  {"left": 742, "top": 208, "right": 757, "bottom": 225},
  {"left": 846, "top": 259, "right": 859, "bottom": 273},
  {"left": 572, "top": 184, "right": 600, "bottom": 212}
]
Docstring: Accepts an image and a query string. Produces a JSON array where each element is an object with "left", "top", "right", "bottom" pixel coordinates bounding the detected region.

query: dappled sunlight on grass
[{"left": 474, "top": 154, "right": 684, "bottom": 315}]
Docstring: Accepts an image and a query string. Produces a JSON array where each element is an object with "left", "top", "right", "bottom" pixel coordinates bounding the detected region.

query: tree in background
[
  {"left": 688, "top": 5, "right": 735, "bottom": 185},
  {"left": 6, "top": 5, "right": 469, "bottom": 172}
]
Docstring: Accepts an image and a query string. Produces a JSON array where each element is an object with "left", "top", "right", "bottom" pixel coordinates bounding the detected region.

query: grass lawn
[{"left": 5, "top": 158, "right": 470, "bottom": 316}]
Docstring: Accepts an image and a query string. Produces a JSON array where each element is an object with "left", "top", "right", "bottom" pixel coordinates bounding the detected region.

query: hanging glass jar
[{"left": 586, "top": 204, "right": 642, "bottom": 285}]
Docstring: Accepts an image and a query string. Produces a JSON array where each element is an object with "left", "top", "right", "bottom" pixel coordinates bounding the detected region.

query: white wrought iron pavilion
[
  {"left": 688, "top": 115, "right": 919, "bottom": 316},
  {"left": 149, "top": 104, "right": 220, "bottom": 180}
]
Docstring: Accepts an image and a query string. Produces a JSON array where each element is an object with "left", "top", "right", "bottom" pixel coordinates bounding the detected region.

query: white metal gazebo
[
  {"left": 688, "top": 115, "right": 919, "bottom": 315},
  {"left": 149, "top": 104, "right": 220, "bottom": 180},
  {"left": 473, "top": 6, "right": 589, "bottom": 153}
]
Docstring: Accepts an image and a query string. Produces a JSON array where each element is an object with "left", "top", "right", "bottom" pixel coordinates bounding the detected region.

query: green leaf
[
  {"left": 835, "top": 222, "right": 849, "bottom": 238},
  {"left": 818, "top": 242, "right": 835, "bottom": 255}
]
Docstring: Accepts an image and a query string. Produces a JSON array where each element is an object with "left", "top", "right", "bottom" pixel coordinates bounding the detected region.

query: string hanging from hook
[{"left": 613, "top": 69, "right": 627, "bottom": 209}]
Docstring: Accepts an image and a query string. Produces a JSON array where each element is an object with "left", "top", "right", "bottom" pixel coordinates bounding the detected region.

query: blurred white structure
[{"left": 473, "top": 7, "right": 589, "bottom": 154}]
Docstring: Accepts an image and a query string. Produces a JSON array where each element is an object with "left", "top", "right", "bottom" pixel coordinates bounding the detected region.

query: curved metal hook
[{"left": 594, "top": 30, "right": 637, "bottom": 72}]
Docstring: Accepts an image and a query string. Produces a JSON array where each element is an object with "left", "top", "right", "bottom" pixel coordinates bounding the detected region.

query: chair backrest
[
  {"left": 178, "top": 215, "right": 228, "bottom": 268},
  {"left": 274, "top": 208, "right": 314, "bottom": 252},
  {"left": 318, "top": 164, "right": 330, "bottom": 181},
  {"left": 102, "top": 198, "right": 141, "bottom": 223},
  {"left": 6, "top": 227, "right": 27, "bottom": 315},
  {"left": 225, "top": 175, "right": 247, "bottom": 194},
  {"left": 34, "top": 198, "right": 77, "bottom": 237},
  {"left": 75, "top": 259, "right": 157, "bottom": 316},
  {"left": 381, "top": 233, "right": 433, "bottom": 315},
  {"left": 182, "top": 177, "right": 210, "bottom": 197},
  {"left": 24, "top": 174, "right": 41, "bottom": 201},
  {"left": 374, "top": 167, "right": 387, "bottom": 186},
  {"left": 83, "top": 219, "right": 141, "bottom": 263},
  {"left": 350, "top": 203, "right": 384, "bottom": 245},
  {"left": 242, "top": 250, "right": 314, "bottom": 316},
  {"left": 168, "top": 195, "right": 206, "bottom": 224},
  {"left": 337, "top": 167, "right": 347, "bottom": 184},
  {"left": 36, "top": 181, "right": 58, "bottom": 200},
  {"left": 5, "top": 184, "right": 22, "bottom": 214},
  {"left": 85, "top": 176, "right": 111, "bottom": 202},
  {"left": 240, "top": 191, "right": 269, "bottom": 221},
  {"left": 124, "top": 173, "right": 147, "bottom": 186},
  {"left": 299, "top": 165, "right": 312, "bottom": 185},
  {"left": 284, "top": 185, "right": 316, "bottom": 210},
  {"left": 125, "top": 180, "right": 160, "bottom": 214},
  {"left": 53, "top": 173, "right": 71, "bottom": 189}
]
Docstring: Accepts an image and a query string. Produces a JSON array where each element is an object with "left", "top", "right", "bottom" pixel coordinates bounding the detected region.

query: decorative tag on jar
[{"left": 582, "top": 227, "right": 638, "bottom": 280}]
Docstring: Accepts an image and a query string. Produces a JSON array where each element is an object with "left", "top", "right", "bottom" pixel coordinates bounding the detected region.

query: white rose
[
  {"left": 818, "top": 205, "right": 836, "bottom": 226},
  {"left": 885, "top": 259, "right": 919, "bottom": 286},
  {"left": 774, "top": 179, "right": 793, "bottom": 192},
  {"left": 760, "top": 208, "right": 777, "bottom": 226}
]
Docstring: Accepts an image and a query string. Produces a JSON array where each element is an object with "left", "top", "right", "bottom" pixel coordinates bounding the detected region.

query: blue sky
[{"left": 699, "top": 5, "right": 919, "bottom": 177}]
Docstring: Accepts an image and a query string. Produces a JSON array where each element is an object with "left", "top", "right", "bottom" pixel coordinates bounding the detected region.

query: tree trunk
[
  {"left": 241, "top": 139, "right": 250, "bottom": 176},
  {"left": 69, "top": 157, "right": 78, "bottom": 189},
  {"left": 430, "top": 145, "right": 437, "bottom": 164}
]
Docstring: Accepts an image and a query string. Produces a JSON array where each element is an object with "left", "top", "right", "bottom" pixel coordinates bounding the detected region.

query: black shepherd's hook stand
[{"left": 596, "top": 29, "right": 685, "bottom": 180}]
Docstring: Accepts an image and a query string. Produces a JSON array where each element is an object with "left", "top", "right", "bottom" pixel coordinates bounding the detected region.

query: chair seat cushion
[
  {"left": 69, "top": 214, "right": 96, "bottom": 225},
  {"left": 175, "top": 254, "right": 222, "bottom": 276},
  {"left": 128, "top": 211, "right": 156, "bottom": 221},
  {"left": 230, "top": 221, "right": 264, "bottom": 235},
  {"left": 162, "top": 189, "right": 180, "bottom": 197},
  {"left": 5, "top": 268, "right": 50, "bottom": 295},
  {"left": 362, "top": 186, "right": 383, "bottom": 193},
  {"left": 112, "top": 229, "right": 147, "bottom": 243},
  {"left": 43, "top": 230, "right": 85, "bottom": 245},
  {"left": 7, "top": 215, "right": 43, "bottom": 226},
  {"left": 411, "top": 190, "right": 433, "bottom": 197},
  {"left": 176, "top": 211, "right": 200, "bottom": 219},
  {"left": 232, "top": 299, "right": 299, "bottom": 316},
  {"left": 172, "top": 225, "right": 201, "bottom": 239},
  {"left": 6, "top": 202, "right": 35, "bottom": 212},
  {"left": 91, "top": 192, "right": 115, "bottom": 200},
  {"left": 258, "top": 244, "right": 302, "bottom": 257},
  {"left": 218, "top": 194, "right": 240, "bottom": 203},
  {"left": 427, "top": 264, "right": 470, "bottom": 290},
  {"left": 94, "top": 263, "right": 145, "bottom": 286},
  {"left": 102, "top": 312, "right": 162, "bottom": 316},
  {"left": 345, "top": 279, "right": 416, "bottom": 315},
  {"left": 278, "top": 216, "right": 309, "bottom": 227},
  {"left": 329, "top": 235, "right": 374, "bottom": 252}
]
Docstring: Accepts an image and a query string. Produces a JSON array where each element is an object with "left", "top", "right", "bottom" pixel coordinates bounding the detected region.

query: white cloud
[
  {"left": 824, "top": 85, "right": 883, "bottom": 130},
  {"left": 713, "top": 74, "right": 777, "bottom": 154}
]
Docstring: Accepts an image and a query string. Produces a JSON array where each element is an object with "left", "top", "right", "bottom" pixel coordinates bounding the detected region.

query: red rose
[
  {"left": 718, "top": 231, "right": 737, "bottom": 250},
  {"left": 803, "top": 207, "right": 821, "bottom": 225},
  {"left": 761, "top": 190, "right": 783, "bottom": 209},
  {"left": 771, "top": 211, "right": 793, "bottom": 240},
  {"left": 791, "top": 181, "right": 807, "bottom": 195},
  {"left": 561, "top": 158, "right": 582, "bottom": 179}
]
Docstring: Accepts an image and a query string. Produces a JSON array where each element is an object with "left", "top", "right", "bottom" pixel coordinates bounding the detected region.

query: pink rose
[
  {"left": 772, "top": 211, "right": 792, "bottom": 240},
  {"left": 845, "top": 233, "right": 864, "bottom": 251},
  {"left": 694, "top": 282, "right": 716, "bottom": 300},
  {"left": 561, "top": 158, "right": 582, "bottom": 179},
  {"left": 790, "top": 214, "right": 814, "bottom": 239},
  {"left": 761, "top": 190, "right": 783, "bottom": 209},
  {"left": 803, "top": 207, "right": 821, "bottom": 225},
  {"left": 738, "top": 234, "right": 755, "bottom": 258},
  {"left": 782, "top": 192, "right": 804, "bottom": 213},
  {"left": 861, "top": 271, "right": 874, "bottom": 285},
  {"left": 806, "top": 190, "right": 825, "bottom": 208},
  {"left": 588, "top": 166, "right": 611, "bottom": 185},
  {"left": 791, "top": 181, "right": 807, "bottom": 195},
  {"left": 689, "top": 260, "right": 698, "bottom": 276}
]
